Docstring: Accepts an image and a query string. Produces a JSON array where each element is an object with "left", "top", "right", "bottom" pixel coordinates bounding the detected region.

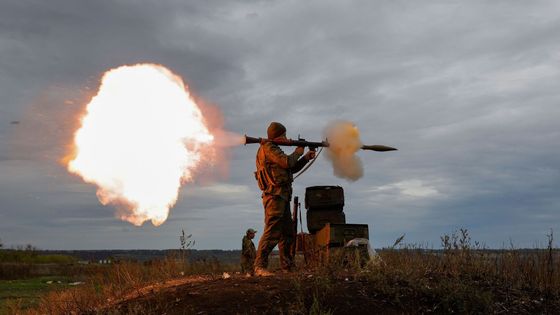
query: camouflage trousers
[
  {"left": 240, "top": 257, "right": 254, "bottom": 274},
  {"left": 254, "top": 194, "right": 294, "bottom": 270}
]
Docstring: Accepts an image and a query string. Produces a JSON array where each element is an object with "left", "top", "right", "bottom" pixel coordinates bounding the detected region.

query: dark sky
[{"left": 1, "top": 0, "right": 559, "bottom": 250}]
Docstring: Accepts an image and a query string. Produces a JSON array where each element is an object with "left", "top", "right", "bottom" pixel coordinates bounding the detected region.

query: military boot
[{"left": 254, "top": 267, "right": 274, "bottom": 277}]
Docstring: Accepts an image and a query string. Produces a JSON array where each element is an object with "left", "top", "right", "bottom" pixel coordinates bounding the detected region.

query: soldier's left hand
[{"left": 304, "top": 151, "right": 316, "bottom": 160}]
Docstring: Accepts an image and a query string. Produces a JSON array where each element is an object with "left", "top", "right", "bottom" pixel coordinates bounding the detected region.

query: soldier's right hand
[{"left": 295, "top": 146, "right": 305, "bottom": 155}]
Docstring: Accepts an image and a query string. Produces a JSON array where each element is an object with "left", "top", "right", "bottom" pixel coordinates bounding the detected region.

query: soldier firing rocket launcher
[{"left": 244, "top": 135, "right": 398, "bottom": 152}]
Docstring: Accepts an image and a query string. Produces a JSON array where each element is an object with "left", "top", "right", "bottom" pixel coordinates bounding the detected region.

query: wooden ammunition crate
[
  {"left": 307, "top": 210, "right": 346, "bottom": 233},
  {"left": 315, "top": 223, "right": 369, "bottom": 248},
  {"left": 305, "top": 186, "right": 344, "bottom": 210}
]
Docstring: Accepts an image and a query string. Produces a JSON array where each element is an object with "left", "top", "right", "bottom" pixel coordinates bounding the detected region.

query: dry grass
[
  {"left": 293, "top": 229, "right": 559, "bottom": 314},
  {"left": 11, "top": 229, "right": 560, "bottom": 314},
  {"left": 12, "top": 256, "right": 237, "bottom": 315}
]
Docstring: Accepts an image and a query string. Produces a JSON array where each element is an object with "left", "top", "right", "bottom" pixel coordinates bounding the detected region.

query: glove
[{"left": 304, "top": 151, "right": 316, "bottom": 160}]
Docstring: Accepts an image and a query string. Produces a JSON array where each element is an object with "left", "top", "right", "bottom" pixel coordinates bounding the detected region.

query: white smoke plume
[{"left": 324, "top": 120, "right": 363, "bottom": 181}]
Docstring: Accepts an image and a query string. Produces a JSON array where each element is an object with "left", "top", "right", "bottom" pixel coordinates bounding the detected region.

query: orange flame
[{"left": 67, "top": 64, "right": 214, "bottom": 226}]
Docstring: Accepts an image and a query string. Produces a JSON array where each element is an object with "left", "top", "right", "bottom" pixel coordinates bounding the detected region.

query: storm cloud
[{"left": 1, "top": 0, "right": 559, "bottom": 249}]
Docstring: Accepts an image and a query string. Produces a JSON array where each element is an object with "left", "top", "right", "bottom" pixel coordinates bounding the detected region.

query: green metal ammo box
[
  {"left": 307, "top": 210, "right": 346, "bottom": 233},
  {"left": 315, "top": 223, "right": 369, "bottom": 248},
  {"left": 305, "top": 186, "right": 344, "bottom": 211}
]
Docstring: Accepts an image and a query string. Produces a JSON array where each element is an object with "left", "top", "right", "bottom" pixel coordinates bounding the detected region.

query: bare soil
[
  {"left": 111, "top": 273, "right": 400, "bottom": 315},
  {"left": 109, "top": 269, "right": 559, "bottom": 314}
]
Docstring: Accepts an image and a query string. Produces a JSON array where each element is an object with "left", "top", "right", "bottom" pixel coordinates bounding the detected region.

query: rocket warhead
[{"left": 360, "top": 144, "right": 397, "bottom": 152}]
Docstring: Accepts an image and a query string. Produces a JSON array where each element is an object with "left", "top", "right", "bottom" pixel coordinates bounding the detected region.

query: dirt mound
[
  {"left": 111, "top": 273, "right": 395, "bottom": 314},
  {"left": 108, "top": 267, "right": 558, "bottom": 314}
]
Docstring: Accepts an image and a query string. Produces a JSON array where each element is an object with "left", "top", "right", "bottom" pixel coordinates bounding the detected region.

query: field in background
[
  {"left": 0, "top": 276, "right": 75, "bottom": 313},
  {"left": 0, "top": 247, "right": 238, "bottom": 314}
]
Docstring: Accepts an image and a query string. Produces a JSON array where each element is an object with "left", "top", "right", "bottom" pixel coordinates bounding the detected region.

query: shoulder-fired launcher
[{"left": 244, "top": 135, "right": 397, "bottom": 152}]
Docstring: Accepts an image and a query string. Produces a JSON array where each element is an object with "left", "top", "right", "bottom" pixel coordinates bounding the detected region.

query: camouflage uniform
[
  {"left": 240, "top": 235, "right": 256, "bottom": 273},
  {"left": 254, "top": 142, "right": 308, "bottom": 270}
]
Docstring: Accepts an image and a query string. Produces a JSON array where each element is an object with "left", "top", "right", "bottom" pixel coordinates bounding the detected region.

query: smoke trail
[{"left": 324, "top": 120, "right": 363, "bottom": 181}]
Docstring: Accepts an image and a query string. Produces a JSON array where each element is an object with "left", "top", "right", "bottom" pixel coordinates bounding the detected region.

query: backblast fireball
[{"left": 67, "top": 64, "right": 214, "bottom": 226}]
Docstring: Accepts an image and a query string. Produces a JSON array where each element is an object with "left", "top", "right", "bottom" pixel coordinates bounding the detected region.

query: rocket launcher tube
[{"left": 244, "top": 135, "right": 397, "bottom": 152}]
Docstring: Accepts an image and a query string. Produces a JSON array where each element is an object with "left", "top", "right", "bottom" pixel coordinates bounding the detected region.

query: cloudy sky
[{"left": 1, "top": 0, "right": 559, "bottom": 250}]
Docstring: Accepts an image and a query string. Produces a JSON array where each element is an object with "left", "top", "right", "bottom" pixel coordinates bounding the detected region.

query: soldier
[
  {"left": 241, "top": 228, "right": 257, "bottom": 274},
  {"left": 253, "top": 122, "right": 315, "bottom": 276}
]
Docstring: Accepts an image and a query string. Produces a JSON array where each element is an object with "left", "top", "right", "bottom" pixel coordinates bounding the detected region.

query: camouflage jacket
[
  {"left": 241, "top": 235, "right": 256, "bottom": 260},
  {"left": 255, "top": 142, "right": 309, "bottom": 200}
]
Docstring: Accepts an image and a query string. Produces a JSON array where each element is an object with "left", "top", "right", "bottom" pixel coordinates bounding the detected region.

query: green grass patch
[{"left": 0, "top": 276, "right": 74, "bottom": 314}]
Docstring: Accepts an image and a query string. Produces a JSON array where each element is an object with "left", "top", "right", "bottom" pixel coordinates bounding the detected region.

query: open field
[
  {"left": 1, "top": 230, "right": 558, "bottom": 314},
  {"left": 1, "top": 243, "right": 558, "bottom": 314},
  {"left": 0, "top": 276, "right": 75, "bottom": 314}
]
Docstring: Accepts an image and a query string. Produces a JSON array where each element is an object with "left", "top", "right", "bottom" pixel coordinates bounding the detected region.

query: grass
[
  {"left": 291, "top": 229, "right": 560, "bottom": 314},
  {"left": 5, "top": 229, "right": 560, "bottom": 314},
  {"left": 0, "top": 276, "right": 74, "bottom": 314},
  {"left": 13, "top": 256, "right": 238, "bottom": 314},
  {"left": 0, "top": 249, "right": 77, "bottom": 281}
]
